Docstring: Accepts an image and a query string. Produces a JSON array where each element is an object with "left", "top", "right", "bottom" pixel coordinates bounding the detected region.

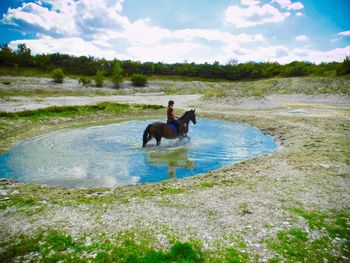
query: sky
[{"left": 0, "top": 0, "right": 349, "bottom": 64}]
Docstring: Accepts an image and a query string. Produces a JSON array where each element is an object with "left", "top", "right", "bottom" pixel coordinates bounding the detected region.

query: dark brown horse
[{"left": 143, "top": 109, "right": 197, "bottom": 147}]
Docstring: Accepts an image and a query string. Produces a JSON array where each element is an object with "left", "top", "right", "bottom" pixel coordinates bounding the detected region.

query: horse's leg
[
  {"left": 156, "top": 136, "right": 162, "bottom": 145},
  {"left": 146, "top": 134, "right": 152, "bottom": 144},
  {"left": 155, "top": 128, "right": 163, "bottom": 145}
]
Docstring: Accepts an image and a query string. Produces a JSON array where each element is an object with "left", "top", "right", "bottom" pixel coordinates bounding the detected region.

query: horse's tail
[{"left": 143, "top": 124, "right": 152, "bottom": 147}]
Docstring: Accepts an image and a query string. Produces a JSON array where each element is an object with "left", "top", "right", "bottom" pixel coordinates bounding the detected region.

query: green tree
[
  {"left": 0, "top": 44, "right": 16, "bottom": 66},
  {"left": 51, "top": 68, "right": 64, "bottom": 83},
  {"left": 337, "top": 55, "right": 350, "bottom": 75},
  {"left": 112, "top": 61, "right": 123, "bottom": 87},
  {"left": 17, "top": 44, "right": 33, "bottom": 67},
  {"left": 94, "top": 70, "right": 104, "bottom": 87}
]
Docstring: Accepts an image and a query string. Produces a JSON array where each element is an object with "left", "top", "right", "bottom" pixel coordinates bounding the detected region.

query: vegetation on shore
[
  {"left": 1, "top": 43, "right": 349, "bottom": 81},
  {"left": 1, "top": 75, "right": 349, "bottom": 100}
]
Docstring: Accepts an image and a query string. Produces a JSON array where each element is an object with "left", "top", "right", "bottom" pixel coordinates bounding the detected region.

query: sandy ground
[
  {"left": 0, "top": 77, "right": 349, "bottom": 261},
  {"left": 1, "top": 94, "right": 349, "bottom": 113},
  {"left": 0, "top": 94, "right": 201, "bottom": 112}
]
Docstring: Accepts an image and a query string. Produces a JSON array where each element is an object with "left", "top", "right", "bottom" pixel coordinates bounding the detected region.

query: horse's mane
[{"left": 178, "top": 110, "right": 191, "bottom": 121}]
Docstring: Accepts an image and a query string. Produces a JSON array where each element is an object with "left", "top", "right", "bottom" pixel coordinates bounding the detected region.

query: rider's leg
[{"left": 174, "top": 119, "right": 182, "bottom": 134}]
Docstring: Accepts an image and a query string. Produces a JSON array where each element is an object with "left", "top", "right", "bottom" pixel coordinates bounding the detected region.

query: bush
[
  {"left": 78, "top": 77, "right": 91, "bottom": 86},
  {"left": 94, "top": 70, "right": 104, "bottom": 87},
  {"left": 51, "top": 68, "right": 64, "bottom": 83},
  {"left": 1, "top": 80, "right": 11, "bottom": 85},
  {"left": 131, "top": 74, "right": 147, "bottom": 87}
]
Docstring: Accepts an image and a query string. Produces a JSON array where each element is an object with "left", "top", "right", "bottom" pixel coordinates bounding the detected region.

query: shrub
[
  {"left": 78, "top": 77, "right": 91, "bottom": 86},
  {"left": 94, "top": 70, "right": 104, "bottom": 87},
  {"left": 1, "top": 80, "right": 11, "bottom": 85},
  {"left": 51, "top": 68, "right": 64, "bottom": 83},
  {"left": 131, "top": 74, "right": 147, "bottom": 87}
]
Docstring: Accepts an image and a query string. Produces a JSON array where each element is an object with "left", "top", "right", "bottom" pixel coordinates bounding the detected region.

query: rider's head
[{"left": 168, "top": 100, "right": 174, "bottom": 106}]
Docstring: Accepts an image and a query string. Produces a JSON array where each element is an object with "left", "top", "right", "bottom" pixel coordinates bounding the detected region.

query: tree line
[{"left": 1, "top": 43, "right": 349, "bottom": 80}]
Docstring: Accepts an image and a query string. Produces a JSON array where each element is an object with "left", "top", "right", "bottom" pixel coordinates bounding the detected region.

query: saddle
[
  {"left": 169, "top": 123, "right": 178, "bottom": 133},
  {"left": 168, "top": 122, "right": 187, "bottom": 136}
]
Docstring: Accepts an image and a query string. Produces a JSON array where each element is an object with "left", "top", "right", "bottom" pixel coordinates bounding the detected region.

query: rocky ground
[{"left": 0, "top": 76, "right": 349, "bottom": 262}]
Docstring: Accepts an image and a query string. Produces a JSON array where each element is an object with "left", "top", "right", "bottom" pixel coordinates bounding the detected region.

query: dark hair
[{"left": 168, "top": 100, "right": 174, "bottom": 105}]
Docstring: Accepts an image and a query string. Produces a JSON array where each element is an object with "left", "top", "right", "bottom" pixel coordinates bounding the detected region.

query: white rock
[
  {"left": 319, "top": 164, "right": 330, "bottom": 169},
  {"left": 0, "top": 190, "right": 7, "bottom": 196}
]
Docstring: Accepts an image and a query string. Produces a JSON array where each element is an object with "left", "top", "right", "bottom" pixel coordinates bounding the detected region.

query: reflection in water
[{"left": 146, "top": 147, "right": 195, "bottom": 178}]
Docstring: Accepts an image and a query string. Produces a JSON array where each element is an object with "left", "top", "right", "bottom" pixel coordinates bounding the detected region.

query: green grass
[
  {"left": 203, "top": 86, "right": 228, "bottom": 99},
  {"left": 0, "top": 66, "right": 49, "bottom": 77},
  {"left": 0, "top": 87, "right": 124, "bottom": 98},
  {"left": 0, "top": 228, "right": 257, "bottom": 263},
  {"left": 0, "top": 102, "right": 164, "bottom": 120},
  {"left": 267, "top": 209, "right": 350, "bottom": 262}
]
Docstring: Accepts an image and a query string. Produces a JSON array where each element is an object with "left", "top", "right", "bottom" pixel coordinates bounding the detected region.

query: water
[{"left": 0, "top": 119, "right": 277, "bottom": 188}]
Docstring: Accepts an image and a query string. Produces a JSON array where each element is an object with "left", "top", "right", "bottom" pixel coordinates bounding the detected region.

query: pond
[{"left": 0, "top": 119, "right": 277, "bottom": 188}]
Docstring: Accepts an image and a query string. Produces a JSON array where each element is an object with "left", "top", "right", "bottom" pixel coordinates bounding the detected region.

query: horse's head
[{"left": 189, "top": 109, "right": 197, "bottom": 124}]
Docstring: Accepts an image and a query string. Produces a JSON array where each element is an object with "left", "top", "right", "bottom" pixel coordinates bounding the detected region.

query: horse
[{"left": 143, "top": 109, "right": 196, "bottom": 147}]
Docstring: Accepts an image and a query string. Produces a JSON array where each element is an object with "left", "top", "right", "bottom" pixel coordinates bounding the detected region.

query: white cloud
[
  {"left": 127, "top": 43, "right": 202, "bottom": 63},
  {"left": 2, "top": 2, "right": 78, "bottom": 36},
  {"left": 241, "top": 0, "right": 261, "bottom": 6},
  {"left": 225, "top": 1, "right": 290, "bottom": 28},
  {"left": 292, "top": 48, "right": 309, "bottom": 57},
  {"left": 338, "top": 30, "right": 350, "bottom": 36},
  {"left": 287, "top": 2, "right": 304, "bottom": 10},
  {"left": 272, "top": 0, "right": 304, "bottom": 10},
  {"left": 172, "top": 29, "right": 264, "bottom": 44},
  {"left": 295, "top": 35, "right": 308, "bottom": 41},
  {"left": 308, "top": 45, "right": 350, "bottom": 63},
  {"left": 234, "top": 45, "right": 291, "bottom": 62},
  {"left": 296, "top": 12, "right": 304, "bottom": 16},
  {"left": 271, "top": 0, "right": 291, "bottom": 9},
  {"left": 9, "top": 37, "right": 118, "bottom": 59}
]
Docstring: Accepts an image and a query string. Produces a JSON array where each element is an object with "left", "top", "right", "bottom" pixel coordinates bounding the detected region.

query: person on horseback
[{"left": 167, "top": 100, "right": 182, "bottom": 134}]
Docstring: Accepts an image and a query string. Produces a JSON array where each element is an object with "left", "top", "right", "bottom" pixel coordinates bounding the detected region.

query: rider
[{"left": 167, "top": 100, "right": 182, "bottom": 134}]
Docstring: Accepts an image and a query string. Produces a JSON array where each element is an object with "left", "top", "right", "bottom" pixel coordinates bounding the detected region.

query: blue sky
[{"left": 1, "top": 0, "right": 349, "bottom": 64}]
